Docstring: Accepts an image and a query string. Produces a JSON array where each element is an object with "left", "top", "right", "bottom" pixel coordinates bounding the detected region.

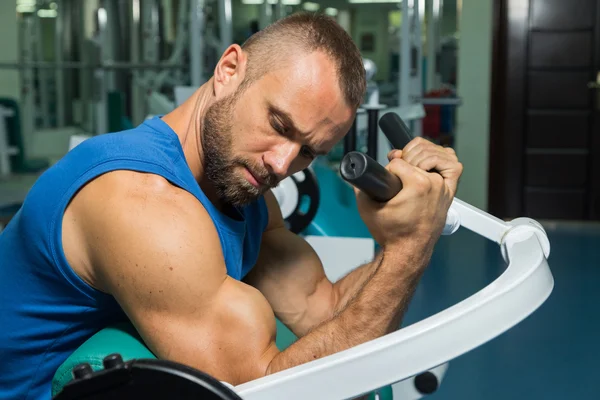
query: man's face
[{"left": 202, "top": 51, "right": 355, "bottom": 207}]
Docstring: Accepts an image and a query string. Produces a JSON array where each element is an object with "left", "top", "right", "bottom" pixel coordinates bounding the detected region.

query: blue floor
[{"left": 402, "top": 223, "right": 600, "bottom": 399}]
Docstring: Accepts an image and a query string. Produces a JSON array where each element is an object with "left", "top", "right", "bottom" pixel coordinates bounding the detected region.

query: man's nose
[{"left": 264, "top": 142, "right": 301, "bottom": 179}]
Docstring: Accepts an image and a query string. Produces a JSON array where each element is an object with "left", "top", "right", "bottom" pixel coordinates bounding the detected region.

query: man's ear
[{"left": 213, "top": 44, "right": 247, "bottom": 98}]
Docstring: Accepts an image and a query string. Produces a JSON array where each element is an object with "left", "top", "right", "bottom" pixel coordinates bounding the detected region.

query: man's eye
[
  {"left": 270, "top": 117, "right": 286, "bottom": 134},
  {"left": 301, "top": 146, "right": 315, "bottom": 159}
]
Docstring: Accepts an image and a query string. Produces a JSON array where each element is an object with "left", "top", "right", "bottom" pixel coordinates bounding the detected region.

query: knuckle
[
  {"left": 390, "top": 158, "right": 402, "bottom": 167},
  {"left": 419, "top": 155, "right": 437, "bottom": 169},
  {"left": 444, "top": 147, "right": 456, "bottom": 155},
  {"left": 387, "top": 158, "right": 403, "bottom": 174},
  {"left": 413, "top": 174, "right": 432, "bottom": 193}
]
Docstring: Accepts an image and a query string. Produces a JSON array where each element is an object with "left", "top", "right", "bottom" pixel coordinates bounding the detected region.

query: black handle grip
[
  {"left": 378, "top": 112, "right": 413, "bottom": 150},
  {"left": 340, "top": 151, "right": 402, "bottom": 202},
  {"left": 340, "top": 112, "right": 415, "bottom": 202}
]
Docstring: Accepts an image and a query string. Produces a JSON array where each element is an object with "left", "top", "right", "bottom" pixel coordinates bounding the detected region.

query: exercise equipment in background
[
  {"left": 271, "top": 168, "right": 320, "bottom": 235},
  {"left": 0, "top": 99, "right": 48, "bottom": 177}
]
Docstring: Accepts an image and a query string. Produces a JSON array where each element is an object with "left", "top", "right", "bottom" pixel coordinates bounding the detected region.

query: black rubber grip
[
  {"left": 340, "top": 151, "right": 402, "bottom": 202},
  {"left": 378, "top": 112, "right": 413, "bottom": 149}
]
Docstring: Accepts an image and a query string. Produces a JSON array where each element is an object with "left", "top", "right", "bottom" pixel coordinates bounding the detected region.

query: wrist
[
  {"left": 383, "top": 232, "right": 431, "bottom": 249},
  {"left": 381, "top": 234, "right": 436, "bottom": 265}
]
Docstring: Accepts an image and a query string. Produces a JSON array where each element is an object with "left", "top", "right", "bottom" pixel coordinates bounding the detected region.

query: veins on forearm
[{"left": 332, "top": 250, "right": 385, "bottom": 315}]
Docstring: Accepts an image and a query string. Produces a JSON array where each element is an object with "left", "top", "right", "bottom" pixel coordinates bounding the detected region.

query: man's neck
[{"left": 161, "top": 80, "right": 223, "bottom": 210}]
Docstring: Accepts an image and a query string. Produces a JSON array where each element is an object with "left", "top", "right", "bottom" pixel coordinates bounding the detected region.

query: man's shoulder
[
  {"left": 72, "top": 170, "right": 223, "bottom": 285},
  {"left": 77, "top": 170, "right": 207, "bottom": 223}
]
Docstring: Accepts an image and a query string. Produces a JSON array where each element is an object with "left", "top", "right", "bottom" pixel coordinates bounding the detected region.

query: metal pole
[
  {"left": 344, "top": 117, "right": 357, "bottom": 155},
  {"left": 63, "top": 0, "right": 74, "bottom": 126},
  {"left": 260, "top": 0, "right": 272, "bottom": 30},
  {"left": 21, "top": 16, "right": 35, "bottom": 157},
  {"left": 190, "top": 0, "right": 205, "bottom": 86},
  {"left": 426, "top": 0, "right": 436, "bottom": 92},
  {"left": 141, "top": 0, "right": 160, "bottom": 90},
  {"left": 35, "top": 11, "right": 51, "bottom": 128},
  {"left": 75, "top": 0, "right": 91, "bottom": 132},
  {"left": 96, "top": 4, "right": 109, "bottom": 134},
  {"left": 130, "top": 0, "right": 145, "bottom": 125},
  {"left": 275, "top": 0, "right": 284, "bottom": 20},
  {"left": 399, "top": 0, "right": 411, "bottom": 107},
  {"left": 366, "top": 108, "right": 379, "bottom": 160},
  {"left": 218, "top": 0, "right": 233, "bottom": 55},
  {"left": 55, "top": 0, "right": 66, "bottom": 127},
  {"left": 412, "top": 0, "right": 423, "bottom": 137},
  {"left": 103, "top": 0, "right": 117, "bottom": 92}
]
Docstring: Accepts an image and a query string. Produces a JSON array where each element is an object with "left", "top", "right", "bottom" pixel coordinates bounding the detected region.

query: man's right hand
[{"left": 355, "top": 138, "right": 462, "bottom": 251}]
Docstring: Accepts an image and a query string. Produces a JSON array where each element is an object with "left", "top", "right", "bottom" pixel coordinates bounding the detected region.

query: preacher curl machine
[{"left": 53, "top": 112, "right": 553, "bottom": 399}]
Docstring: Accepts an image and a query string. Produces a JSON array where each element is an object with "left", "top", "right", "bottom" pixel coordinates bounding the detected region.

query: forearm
[
  {"left": 267, "top": 236, "right": 435, "bottom": 374},
  {"left": 331, "top": 251, "right": 383, "bottom": 314}
]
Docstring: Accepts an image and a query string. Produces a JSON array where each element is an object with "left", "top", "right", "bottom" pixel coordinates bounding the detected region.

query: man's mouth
[{"left": 244, "top": 167, "right": 266, "bottom": 188}]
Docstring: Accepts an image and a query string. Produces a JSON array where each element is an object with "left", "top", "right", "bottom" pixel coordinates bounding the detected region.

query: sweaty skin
[{"left": 61, "top": 44, "right": 463, "bottom": 385}]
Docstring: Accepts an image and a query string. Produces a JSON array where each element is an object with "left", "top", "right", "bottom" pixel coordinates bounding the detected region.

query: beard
[{"left": 201, "top": 92, "right": 278, "bottom": 208}]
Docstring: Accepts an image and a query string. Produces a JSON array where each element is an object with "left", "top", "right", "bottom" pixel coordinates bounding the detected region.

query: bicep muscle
[{"left": 77, "top": 171, "right": 279, "bottom": 385}]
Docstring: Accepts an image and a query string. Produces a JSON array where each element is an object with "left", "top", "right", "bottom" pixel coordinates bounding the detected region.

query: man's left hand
[{"left": 387, "top": 137, "right": 463, "bottom": 196}]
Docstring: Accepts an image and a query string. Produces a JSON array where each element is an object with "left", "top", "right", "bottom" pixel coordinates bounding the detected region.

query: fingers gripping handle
[{"left": 340, "top": 112, "right": 461, "bottom": 235}]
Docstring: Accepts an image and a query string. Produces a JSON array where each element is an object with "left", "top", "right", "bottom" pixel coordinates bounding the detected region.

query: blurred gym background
[{"left": 0, "top": 1, "right": 598, "bottom": 399}]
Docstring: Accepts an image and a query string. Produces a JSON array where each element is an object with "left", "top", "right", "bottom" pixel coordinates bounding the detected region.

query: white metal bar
[
  {"left": 234, "top": 233, "right": 553, "bottom": 400},
  {"left": 449, "top": 198, "right": 509, "bottom": 243}
]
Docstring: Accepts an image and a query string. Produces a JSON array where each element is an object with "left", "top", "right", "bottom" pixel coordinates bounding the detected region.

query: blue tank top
[{"left": 0, "top": 116, "right": 269, "bottom": 400}]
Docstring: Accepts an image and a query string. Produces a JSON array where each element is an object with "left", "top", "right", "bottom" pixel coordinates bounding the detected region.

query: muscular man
[{"left": 0, "top": 13, "right": 462, "bottom": 399}]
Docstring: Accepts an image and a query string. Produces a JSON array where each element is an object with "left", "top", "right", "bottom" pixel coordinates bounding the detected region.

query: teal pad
[
  {"left": 53, "top": 319, "right": 297, "bottom": 397},
  {"left": 52, "top": 320, "right": 392, "bottom": 399},
  {"left": 51, "top": 322, "right": 156, "bottom": 396}
]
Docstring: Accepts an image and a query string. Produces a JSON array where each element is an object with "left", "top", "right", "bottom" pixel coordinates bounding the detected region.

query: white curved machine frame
[{"left": 236, "top": 187, "right": 554, "bottom": 400}]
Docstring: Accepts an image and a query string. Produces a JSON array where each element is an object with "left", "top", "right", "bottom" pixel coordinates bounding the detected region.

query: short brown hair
[{"left": 240, "top": 12, "right": 366, "bottom": 110}]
